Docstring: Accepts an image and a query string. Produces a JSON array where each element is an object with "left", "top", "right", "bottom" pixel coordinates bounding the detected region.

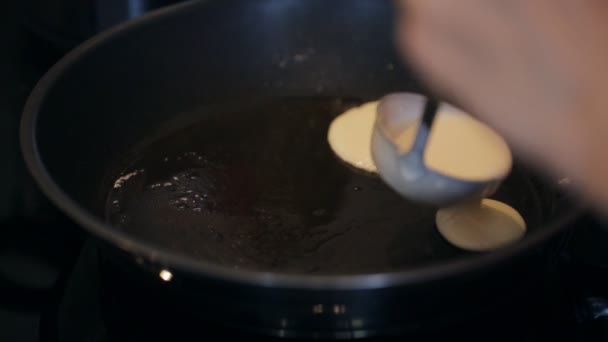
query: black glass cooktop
[
  {"left": 28, "top": 218, "right": 608, "bottom": 341},
  {"left": 3, "top": 208, "right": 608, "bottom": 341}
]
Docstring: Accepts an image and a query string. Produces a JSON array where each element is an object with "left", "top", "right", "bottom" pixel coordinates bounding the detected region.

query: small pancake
[
  {"left": 436, "top": 199, "right": 526, "bottom": 252},
  {"left": 328, "top": 101, "right": 379, "bottom": 173}
]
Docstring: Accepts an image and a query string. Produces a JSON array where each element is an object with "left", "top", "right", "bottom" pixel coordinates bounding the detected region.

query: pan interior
[{"left": 106, "top": 97, "right": 547, "bottom": 275}]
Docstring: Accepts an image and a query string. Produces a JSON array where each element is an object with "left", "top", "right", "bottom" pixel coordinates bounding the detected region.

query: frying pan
[{"left": 21, "top": 0, "right": 582, "bottom": 338}]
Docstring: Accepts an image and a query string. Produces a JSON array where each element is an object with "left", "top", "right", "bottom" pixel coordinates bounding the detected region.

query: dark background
[{"left": 0, "top": 1, "right": 185, "bottom": 340}]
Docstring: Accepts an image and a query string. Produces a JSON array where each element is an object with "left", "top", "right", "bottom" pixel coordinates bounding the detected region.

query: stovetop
[
  {"left": 2, "top": 1, "right": 608, "bottom": 341},
  {"left": 3, "top": 217, "right": 606, "bottom": 342}
]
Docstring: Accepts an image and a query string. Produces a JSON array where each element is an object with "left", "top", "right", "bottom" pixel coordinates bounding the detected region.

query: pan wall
[{"left": 34, "top": 0, "right": 419, "bottom": 216}]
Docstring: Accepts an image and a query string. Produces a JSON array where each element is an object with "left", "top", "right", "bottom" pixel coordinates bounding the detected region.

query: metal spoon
[{"left": 371, "top": 93, "right": 505, "bottom": 206}]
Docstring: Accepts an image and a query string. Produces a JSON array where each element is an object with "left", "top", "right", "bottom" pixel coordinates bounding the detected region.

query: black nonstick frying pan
[{"left": 21, "top": 0, "right": 582, "bottom": 338}]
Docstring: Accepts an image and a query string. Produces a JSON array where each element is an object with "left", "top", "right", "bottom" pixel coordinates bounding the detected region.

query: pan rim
[{"left": 20, "top": 0, "right": 584, "bottom": 290}]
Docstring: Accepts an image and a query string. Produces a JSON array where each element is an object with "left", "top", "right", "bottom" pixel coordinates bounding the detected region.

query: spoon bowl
[{"left": 371, "top": 93, "right": 510, "bottom": 206}]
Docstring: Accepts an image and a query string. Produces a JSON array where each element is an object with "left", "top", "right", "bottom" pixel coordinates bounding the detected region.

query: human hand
[{"left": 396, "top": 0, "right": 608, "bottom": 209}]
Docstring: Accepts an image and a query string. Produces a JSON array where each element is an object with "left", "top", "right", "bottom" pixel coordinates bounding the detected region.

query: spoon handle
[
  {"left": 412, "top": 98, "right": 439, "bottom": 153},
  {"left": 421, "top": 98, "right": 439, "bottom": 128}
]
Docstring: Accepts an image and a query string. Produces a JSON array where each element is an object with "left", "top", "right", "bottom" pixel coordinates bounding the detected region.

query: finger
[
  {"left": 397, "top": 0, "right": 530, "bottom": 104},
  {"left": 401, "top": 14, "right": 485, "bottom": 111}
]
